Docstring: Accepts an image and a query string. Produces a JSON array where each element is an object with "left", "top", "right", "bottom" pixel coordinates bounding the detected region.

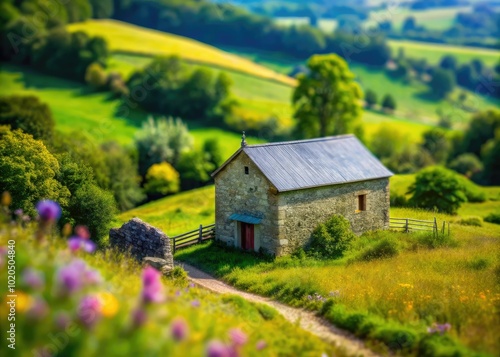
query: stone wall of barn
[
  {"left": 276, "top": 178, "right": 390, "bottom": 255},
  {"left": 214, "top": 151, "right": 279, "bottom": 254}
]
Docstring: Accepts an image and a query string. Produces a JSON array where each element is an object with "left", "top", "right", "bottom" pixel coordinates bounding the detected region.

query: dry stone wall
[{"left": 109, "top": 218, "right": 174, "bottom": 267}]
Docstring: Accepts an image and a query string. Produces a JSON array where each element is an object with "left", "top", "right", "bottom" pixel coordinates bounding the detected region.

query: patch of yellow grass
[{"left": 68, "top": 19, "right": 296, "bottom": 86}]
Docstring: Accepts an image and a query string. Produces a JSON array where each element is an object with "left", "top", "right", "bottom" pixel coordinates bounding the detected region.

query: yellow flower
[
  {"left": 96, "top": 292, "right": 119, "bottom": 317},
  {"left": 398, "top": 283, "right": 414, "bottom": 289},
  {"left": 16, "top": 291, "right": 33, "bottom": 313},
  {"left": 479, "top": 292, "right": 486, "bottom": 300}
]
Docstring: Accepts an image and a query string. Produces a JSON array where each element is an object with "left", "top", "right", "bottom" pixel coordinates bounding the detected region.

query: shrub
[
  {"left": 413, "top": 232, "right": 454, "bottom": 249},
  {"left": 0, "top": 95, "right": 55, "bottom": 141},
  {"left": 456, "top": 217, "right": 482, "bottom": 227},
  {"left": 408, "top": 167, "right": 467, "bottom": 214},
  {"left": 358, "top": 237, "right": 399, "bottom": 262},
  {"left": 484, "top": 212, "right": 500, "bottom": 224},
  {"left": 448, "top": 153, "right": 483, "bottom": 178},
  {"left": 455, "top": 175, "right": 486, "bottom": 203},
  {"left": 85, "top": 62, "right": 108, "bottom": 89},
  {"left": 365, "top": 89, "right": 378, "bottom": 108},
  {"left": 374, "top": 327, "right": 418, "bottom": 351},
  {"left": 381, "top": 94, "right": 397, "bottom": 111},
  {"left": 167, "top": 266, "right": 188, "bottom": 285},
  {"left": 307, "top": 215, "right": 356, "bottom": 259},
  {"left": 144, "top": 162, "right": 180, "bottom": 196}
]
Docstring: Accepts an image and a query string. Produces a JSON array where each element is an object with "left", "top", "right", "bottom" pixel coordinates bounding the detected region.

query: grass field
[
  {"left": 388, "top": 39, "right": 500, "bottom": 67},
  {"left": 68, "top": 19, "right": 296, "bottom": 86}
]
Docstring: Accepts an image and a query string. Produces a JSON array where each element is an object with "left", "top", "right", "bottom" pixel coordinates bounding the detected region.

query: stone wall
[
  {"left": 276, "top": 178, "right": 390, "bottom": 255},
  {"left": 109, "top": 218, "right": 174, "bottom": 266},
  {"left": 214, "top": 151, "right": 279, "bottom": 254}
]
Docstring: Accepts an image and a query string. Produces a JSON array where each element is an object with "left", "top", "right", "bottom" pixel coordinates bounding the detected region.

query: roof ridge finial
[{"left": 241, "top": 131, "right": 247, "bottom": 148}]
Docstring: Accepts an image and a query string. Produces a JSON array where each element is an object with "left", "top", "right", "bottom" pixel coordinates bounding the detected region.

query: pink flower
[
  {"left": 55, "top": 312, "right": 71, "bottom": 330},
  {"left": 229, "top": 328, "right": 247, "bottom": 346},
  {"left": 68, "top": 237, "right": 96, "bottom": 253},
  {"left": 78, "top": 295, "right": 101, "bottom": 328},
  {"left": 36, "top": 200, "right": 61, "bottom": 221},
  {"left": 170, "top": 317, "right": 189, "bottom": 341},
  {"left": 22, "top": 268, "right": 44, "bottom": 290},
  {"left": 206, "top": 340, "right": 230, "bottom": 357},
  {"left": 75, "top": 225, "right": 91, "bottom": 239},
  {"left": 256, "top": 340, "right": 267, "bottom": 350},
  {"left": 57, "top": 260, "right": 101, "bottom": 294},
  {"left": 141, "top": 266, "right": 164, "bottom": 304},
  {"left": 191, "top": 299, "right": 200, "bottom": 308}
]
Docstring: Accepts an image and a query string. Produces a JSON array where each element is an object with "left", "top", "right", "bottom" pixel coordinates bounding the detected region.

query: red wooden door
[{"left": 241, "top": 223, "right": 254, "bottom": 250}]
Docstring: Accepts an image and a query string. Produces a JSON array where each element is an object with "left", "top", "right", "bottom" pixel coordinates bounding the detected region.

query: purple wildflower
[
  {"left": 57, "top": 260, "right": 86, "bottom": 293},
  {"left": 22, "top": 268, "right": 44, "bottom": 290},
  {"left": 189, "top": 282, "right": 196, "bottom": 288},
  {"left": 132, "top": 308, "right": 147, "bottom": 328},
  {"left": 14, "top": 209, "right": 23, "bottom": 216},
  {"left": 141, "top": 266, "right": 164, "bottom": 304},
  {"left": 229, "top": 328, "right": 248, "bottom": 346},
  {"left": 27, "top": 297, "right": 49, "bottom": 320},
  {"left": 78, "top": 295, "right": 101, "bottom": 328},
  {"left": 36, "top": 200, "right": 61, "bottom": 222},
  {"left": 206, "top": 340, "right": 230, "bottom": 357},
  {"left": 170, "top": 317, "right": 189, "bottom": 341},
  {"left": 68, "top": 237, "right": 96, "bottom": 253},
  {"left": 54, "top": 312, "right": 71, "bottom": 330},
  {"left": 83, "top": 268, "right": 102, "bottom": 285},
  {"left": 428, "top": 323, "right": 452, "bottom": 334},
  {"left": 191, "top": 299, "right": 200, "bottom": 308},
  {"left": 256, "top": 340, "right": 267, "bottom": 351}
]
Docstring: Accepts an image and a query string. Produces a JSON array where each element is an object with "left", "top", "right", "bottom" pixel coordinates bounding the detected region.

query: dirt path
[{"left": 178, "top": 262, "right": 380, "bottom": 357}]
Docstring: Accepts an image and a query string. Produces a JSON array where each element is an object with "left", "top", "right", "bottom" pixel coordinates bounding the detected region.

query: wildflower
[
  {"left": 75, "top": 225, "right": 91, "bottom": 239},
  {"left": 68, "top": 237, "right": 96, "bottom": 253},
  {"left": 329, "top": 290, "right": 341, "bottom": 298},
  {"left": 96, "top": 292, "right": 119, "bottom": 317},
  {"left": 36, "top": 200, "right": 61, "bottom": 221},
  {"left": 15, "top": 291, "right": 32, "bottom": 313},
  {"left": 229, "top": 328, "right": 248, "bottom": 346},
  {"left": 170, "top": 317, "right": 189, "bottom": 341},
  {"left": 191, "top": 299, "right": 200, "bottom": 308},
  {"left": 14, "top": 209, "right": 23, "bottom": 216},
  {"left": 55, "top": 312, "right": 71, "bottom": 330},
  {"left": 57, "top": 260, "right": 86, "bottom": 293},
  {"left": 78, "top": 295, "right": 101, "bottom": 328},
  {"left": 256, "top": 340, "right": 266, "bottom": 351},
  {"left": 141, "top": 266, "right": 164, "bottom": 304},
  {"left": 189, "top": 282, "right": 196, "bottom": 288},
  {"left": 206, "top": 340, "right": 230, "bottom": 357},
  {"left": 132, "top": 307, "right": 147, "bottom": 328},
  {"left": 22, "top": 268, "right": 44, "bottom": 290},
  {"left": 27, "top": 296, "right": 49, "bottom": 320},
  {"left": 428, "top": 323, "right": 451, "bottom": 334},
  {"left": 0, "top": 247, "right": 7, "bottom": 267}
]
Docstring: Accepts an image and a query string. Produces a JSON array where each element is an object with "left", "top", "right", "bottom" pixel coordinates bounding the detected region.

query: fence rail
[
  {"left": 389, "top": 217, "right": 450, "bottom": 236},
  {"left": 171, "top": 223, "right": 215, "bottom": 253}
]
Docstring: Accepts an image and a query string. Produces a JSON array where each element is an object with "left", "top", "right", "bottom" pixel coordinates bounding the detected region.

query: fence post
[
  {"left": 442, "top": 221, "right": 445, "bottom": 235},
  {"left": 448, "top": 221, "right": 450, "bottom": 237},
  {"left": 433, "top": 217, "right": 437, "bottom": 238},
  {"left": 405, "top": 219, "right": 409, "bottom": 233},
  {"left": 198, "top": 224, "right": 203, "bottom": 243},
  {"left": 173, "top": 237, "right": 176, "bottom": 254}
]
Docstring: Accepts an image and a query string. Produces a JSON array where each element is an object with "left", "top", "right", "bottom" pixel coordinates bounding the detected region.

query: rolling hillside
[{"left": 68, "top": 20, "right": 296, "bottom": 86}]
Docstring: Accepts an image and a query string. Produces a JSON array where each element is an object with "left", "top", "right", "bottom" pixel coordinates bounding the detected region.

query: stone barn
[{"left": 212, "top": 134, "right": 393, "bottom": 256}]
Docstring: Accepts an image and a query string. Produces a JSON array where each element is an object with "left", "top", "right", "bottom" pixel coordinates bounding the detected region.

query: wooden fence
[
  {"left": 171, "top": 223, "right": 215, "bottom": 253},
  {"left": 389, "top": 217, "right": 450, "bottom": 236}
]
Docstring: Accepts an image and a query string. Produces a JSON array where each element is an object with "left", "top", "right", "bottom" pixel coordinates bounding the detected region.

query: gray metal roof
[{"left": 213, "top": 135, "right": 393, "bottom": 192}]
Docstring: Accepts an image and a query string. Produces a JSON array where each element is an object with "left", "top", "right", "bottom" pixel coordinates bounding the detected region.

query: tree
[
  {"left": 402, "top": 16, "right": 417, "bottom": 32},
  {"left": 144, "top": 162, "right": 180, "bottom": 197},
  {"left": 134, "top": 117, "right": 193, "bottom": 176},
  {"left": 370, "top": 126, "right": 405, "bottom": 160},
  {"left": 481, "top": 135, "right": 500, "bottom": 185},
  {"left": 292, "top": 54, "right": 363, "bottom": 138},
  {"left": 101, "top": 142, "right": 145, "bottom": 211},
  {"left": 85, "top": 62, "right": 108, "bottom": 89},
  {"left": 381, "top": 94, "right": 396, "bottom": 111},
  {"left": 0, "top": 126, "right": 69, "bottom": 216},
  {"left": 439, "top": 55, "right": 458, "bottom": 71},
  {"left": 408, "top": 167, "right": 467, "bottom": 215},
  {"left": 429, "top": 69, "right": 455, "bottom": 99},
  {"left": 203, "top": 138, "right": 224, "bottom": 168},
  {"left": 448, "top": 153, "right": 483, "bottom": 178},
  {"left": 365, "top": 89, "right": 378, "bottom": 108},
  {"left": 0, "top": 95, "right": 55, "bottom": 141},
  {"left": 456, "top": 64, "right": 475, "bottom": 89},
  {"left": 421, "top": 128, "right": 451, "bottom": 164},
  {"left": 461, "top": 109, "right": 500, "bottom": 157},
  {"left": 177, "top": 150, "right": 215, "bottom": 190}
]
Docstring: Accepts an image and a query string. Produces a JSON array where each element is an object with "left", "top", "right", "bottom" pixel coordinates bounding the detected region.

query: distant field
[
  {"left": 68, "top": 19, "right": 296, "bottom": 86},
  {"left": 388, "top": 39, "right": 500, "bottom": 66}
]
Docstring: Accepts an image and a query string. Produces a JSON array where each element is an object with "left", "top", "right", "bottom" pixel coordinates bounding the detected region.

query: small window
[
  {"left": 357, "top": 194, "right": 366, "bottom": 212},
  {"left": 244, "top": 166, "right": 249, "bottom": 175}
]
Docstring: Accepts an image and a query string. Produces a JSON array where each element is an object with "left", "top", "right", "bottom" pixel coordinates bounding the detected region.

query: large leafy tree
[
  {"left": 429, "top": 69, "right": 456, "bottom": 99},
  {"left": 0, "top": 95, "right": 55, "bottom": 141},
  {"left": 0, "top": 126, "right": 69, "bottom": 216},
  {"left": 408, "top": 167, "right": 467, "bottom": 215},
  {"left": 292, "top": 54, "right": 363, "bottom": 138},
  {"left": 461, "top": 109, "right": 500, "bottom": 157}
]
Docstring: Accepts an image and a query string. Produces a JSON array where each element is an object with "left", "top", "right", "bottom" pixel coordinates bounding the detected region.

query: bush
[
  {"left": 0, "top": 95, "right": 55, "bottom": 141},
  {"left": 381, "top": 94, "right": 397, "bottom": 111},
  {"left": 0, "top": 126, "right": 69, "bottom": 216},
  {"left": 144, "top": 162, "right": 180, "bottom": 196},
  {"left": 408, "top": 167, "right": 467, "bottom": 214},
  {"left": 365, "top": 89, "right": 378, "bottom": 108},
  {"left": 448, "top": 154, "right": 483, "bottom": 178},
  {"left": 484, "top": 212, "right": 500, "bottom": 224},
  {"left": 374, "top": 327, "right": 418, "bottom": 351},
  {"left": 307, "top": 215, "right": 356, "bottom": 259},
  {"left": 456, "top": 217, "right": 482, "bottom": 227},
  {"left": 85, "top": 62, "right": 108, "bottom": 89},
  {"left": 390, "top": 192, "right": 408, "bottom": 207},
  {"left": 455, "top": 175, "right": 486, "bottom": 203},
  {"left": 358, "top": 237, "right": 399, "bottom": 262}
]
